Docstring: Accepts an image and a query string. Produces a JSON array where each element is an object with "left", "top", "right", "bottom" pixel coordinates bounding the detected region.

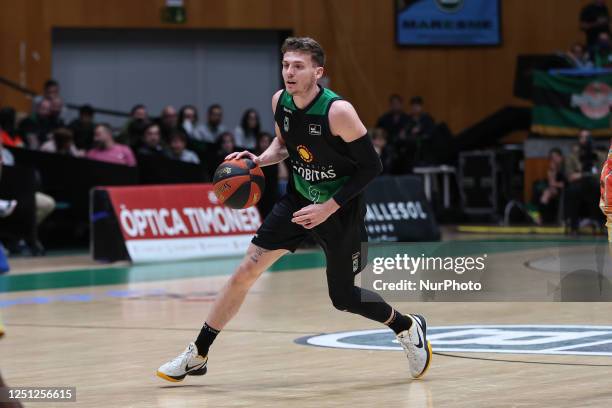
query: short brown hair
[
  {"left": 169, "top": 129, "right": 187, "bottom": 143},
  {"left": 281, "top": 37, "right": 325, "bottom": 67},
  {"left": 52, "top": 127, "right": 74, "bottom": 149}
]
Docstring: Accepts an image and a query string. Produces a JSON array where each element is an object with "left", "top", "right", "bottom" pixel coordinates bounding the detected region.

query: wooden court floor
[{"left": 1, "top": 240, "right": 612, "bottom": 407}]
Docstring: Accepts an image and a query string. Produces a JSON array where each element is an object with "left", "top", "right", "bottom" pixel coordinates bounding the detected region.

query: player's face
[{"left": 282, "top": 51, "right": 323, "bottom": 95}]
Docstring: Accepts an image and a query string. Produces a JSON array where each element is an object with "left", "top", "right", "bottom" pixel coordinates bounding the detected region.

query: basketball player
[
  {"left": 157, "top": 37, "right": 431, "bottom": 382},
  {"left": 600, "top": 140, "right": 612, "bottom": 241}
]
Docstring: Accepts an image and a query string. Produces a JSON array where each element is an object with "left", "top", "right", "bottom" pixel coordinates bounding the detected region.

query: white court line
[{"left": 544, "top": 338, "right": 612, "bottom": 352}]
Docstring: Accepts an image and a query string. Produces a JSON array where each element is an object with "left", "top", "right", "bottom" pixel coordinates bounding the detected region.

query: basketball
[{"left": 212, "top": 158, "right": 265, "bottom": 209}]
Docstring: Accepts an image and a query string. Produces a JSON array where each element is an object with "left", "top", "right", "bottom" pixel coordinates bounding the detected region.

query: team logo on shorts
[
  {"left": 284, "top": 116, "right": 290, "bottom": 132},
  {"left": 352, "top": 252, "right": 360, "bottom": 273},
  {"left": 296, "top": 325, "right": 612, "bottom": 356},
  {"left": 297, "top": 145, "right": 314, "bottom": 163}
]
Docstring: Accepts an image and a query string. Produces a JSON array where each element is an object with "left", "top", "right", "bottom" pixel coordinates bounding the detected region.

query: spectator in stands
[
  {"left": 376, "top": 94, "right": 410, "bottom": 143},
  {"left": 178, "top": 104, "right": 214, "bottom": 161},
  {"left": 0, "top": 138, "right": 17, "bottom": 218},
  {"left": 118, "top": 104, "right": 149, "bottom": 146},
  {"left": 166, "top": 129, "right": 200, "bottom": 164},
  {"left": 234, "top": 109, "right": 261, "bottom": 150},
  {"left": 158, "top": 105, "right": 179, "bottom": 143},
  {"left": 0, "top": 138, "right": 55, "bottom": 255},
  {"left": 0, "top": 199, "right": 16, "bottom": 218},
  {"left": 200, "top": 104, "right": 228, "bottom": 143},
  {"left": 564, "top": 42, "right": 593, "bottom": 68},
  {"left": 131, "top": 104, "right": 148, "bottom": 121},
  {"left": 179, "top": 105, "right": 200, "bottom": 139},
  {"left": 406, "top": 96, "right": 435, "bottom": 139},
  {"left": 592, "top": 31, "right": 612, "bottom": 67},
  {"left": 581, "top": 0, "right": 610, "bottom": 49},
  {"left": 371, "top": 128, "right": 394, "bottom": 175},
  {"left": 0, "top": 139, "right": 17, "bottom": 220},
  {"left": 124, "top": 118, "right": 148, "bottom": 150},
  {"left": 68, "top": 104, "right": 95, "bottom": 150},
  {"left": 255, "top": 132, "right": 279, "bottom": 218},
  {"left": 34, "top": 79, "right": 60, "bottom": 104},
  {"left": 564, "top": 129, "right": 607, "bottom": 234},
  {"left": 87, "top": 123, "right": 136, "bottom": 167},
  {"left": 137, "top": 123, "right": 166, "bottom": 157},
  {"left": 0, "top": 107, "right": 25, "bottom": 148},
  {"left": 31, "top": 79, "right": 69, "bottom": 122},
  {"left": 211, "top": 131, "right": 238, "bottom": 172},
  {"left": 533, "top": 148, "right": 566, "bottom": 224},
  {"left": 50, "top": 97, "right": 65, "bottom": 120},
  {"left": 405, "top": 96, "right": 436, "bottom": 165},
  {"left": 40, "top": 128, "right": 84, "bottom": 157},
  {"left": 0, "top": 138, "right": 13, "bottom": 174},
  {"left": 18, "top": 98, "right": 62, "bottom": 149}
]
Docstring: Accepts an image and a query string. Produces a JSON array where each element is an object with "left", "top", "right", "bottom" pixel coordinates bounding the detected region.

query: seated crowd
[
  {"left": 0, "top": 78, "right": 443, "bottom": 256},
  {"left": 559, "top": 0, "right": 612, "bottom": 68},
  {"left": 0, "top": 79, "right": 440, "bottom": 181},
  {"left": 0, "top": 80, "right": 300, "bottom": 179},
  {"left": 531, "top": 129, "right": 607, "bottom": 233}
]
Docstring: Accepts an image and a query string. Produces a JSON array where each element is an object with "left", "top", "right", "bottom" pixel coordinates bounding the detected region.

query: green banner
[{"left": 531, "top": 70, "right": 612, "bottom": 137}]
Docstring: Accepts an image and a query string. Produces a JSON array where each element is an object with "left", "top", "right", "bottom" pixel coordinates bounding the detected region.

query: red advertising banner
[{"left": 105, "top": 184, "right": 261, "bottom": 262}]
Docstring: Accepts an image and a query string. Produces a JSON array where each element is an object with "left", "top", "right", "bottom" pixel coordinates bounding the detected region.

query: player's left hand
[{"left": 292, "top": 200, "right": 340, "bottom": 229}]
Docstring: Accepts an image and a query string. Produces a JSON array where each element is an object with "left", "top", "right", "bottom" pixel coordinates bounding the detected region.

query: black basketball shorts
[{"left": 252, "top": 192, "right": 368, "bottom": 275}]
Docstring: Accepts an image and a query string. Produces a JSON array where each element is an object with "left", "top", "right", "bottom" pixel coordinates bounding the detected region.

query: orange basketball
[{"left": 212, "top": 158, "right": 265, "bottom": 209}]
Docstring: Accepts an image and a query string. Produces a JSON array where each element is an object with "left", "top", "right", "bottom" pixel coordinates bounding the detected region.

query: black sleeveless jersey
[{"left": 274, "top": 86, "right": 357, "bottom": 203}]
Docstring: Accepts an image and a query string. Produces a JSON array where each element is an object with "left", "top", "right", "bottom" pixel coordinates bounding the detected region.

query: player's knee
[
  {"left": 329, "top": 289, "right": 356, "bottom": 312},
  {"left": 230, "top": 263, "right": 260, "bottom": 287}
]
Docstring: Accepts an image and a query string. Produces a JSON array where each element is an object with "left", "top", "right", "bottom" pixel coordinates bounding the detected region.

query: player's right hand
[{"left": 225, "top": 150, "right": 259, "bottom": 163}]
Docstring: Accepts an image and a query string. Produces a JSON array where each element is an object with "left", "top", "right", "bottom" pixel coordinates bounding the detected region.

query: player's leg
[
  {"left": 157, "top": 244, "right": 286, "bottom": 382},
  {"left": 315, "top": 199, "right": 431, "bottom": 378},
  {"left": 196, "top": 244, "right": 287, "bottom": 351},
  {"left": 157, "top": 194, "right": 306, "bottom": 382}
]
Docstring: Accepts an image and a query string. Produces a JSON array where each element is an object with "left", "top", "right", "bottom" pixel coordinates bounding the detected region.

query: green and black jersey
[{"left": 274, "top": 86, "right": 357, "bottom": 203}]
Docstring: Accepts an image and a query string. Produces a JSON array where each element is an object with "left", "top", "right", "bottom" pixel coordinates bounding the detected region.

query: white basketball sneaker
[
  {"left": 0, "top": 199, "right": 17, "bottom": 218},
  {"left": 396, "top": 314, "right": 432, "bottom": 379},
  {"left": 157, "top": 342, "right": 208, "bottom": 382}
]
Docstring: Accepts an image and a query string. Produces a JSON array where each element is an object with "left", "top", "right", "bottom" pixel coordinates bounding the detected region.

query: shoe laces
[{"left": 170, "top": 344, "right": 194, "bottom": 368}]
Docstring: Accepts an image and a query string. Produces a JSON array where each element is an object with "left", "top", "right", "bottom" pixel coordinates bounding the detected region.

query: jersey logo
[
  {"left": 283, "top": 107, "right": 293, "bottom": 114},
  {"left": 284, "top": 116, "right": 290, "bottom": 132},
  {"left": 308, "top": 124, "right": 322, "bottom": 136},
  {"left": 297, "top": 145, "right": 314, "bottom": 163},
  {"left": 308, "top": 185, "right": 321, "bottom": 203}
]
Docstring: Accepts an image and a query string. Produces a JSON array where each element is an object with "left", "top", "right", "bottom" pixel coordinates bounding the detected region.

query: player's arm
[
  {"left": 292, "top": 101, "right": 382, "bottom": 229},
  {"left": 225, "top": 90, "right": 289, "bottom": 167},
  {"left": 328, "top": 101, "right": 382, "bottom": 206},
  {"left": 255, "top": 123, "right": 289, "bottom": 167}
]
